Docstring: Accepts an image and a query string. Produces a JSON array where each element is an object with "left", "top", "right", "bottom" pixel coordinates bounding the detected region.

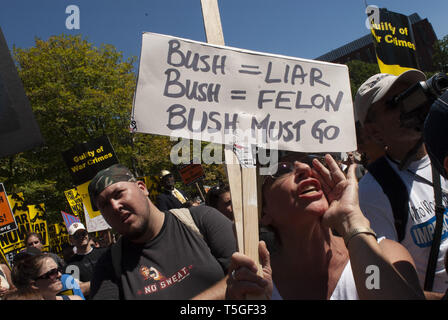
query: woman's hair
[
  {"left": 25, "top": 232, "right": 42, "bottom": 245},
  {"left": 11, "top": 252, "right": 48, "bottom": 291},
  {"left": 205, "top": 184, "right": 230, "bottom": 209}
]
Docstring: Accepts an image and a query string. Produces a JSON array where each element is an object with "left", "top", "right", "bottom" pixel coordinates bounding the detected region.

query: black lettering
[
  {"left": 187, "top": 108, "right": 207, "bottom": 132},
  {"left": 282, "top": 121, "right": 293, "bottom": 142},
  {"left": 207, "top": 84, "right": 221, "bottom": 102},
  {"left": 184, "top": 51, "right": 200, "bottom": 71},
  {"left": 310, "top": 68, "right": 330, "bottom": 87},
  {"left": 208, "top": 112, "right": 222, "bottom": 132},
  {"left": 197, "top": 83, "right": 208, "bottom": 101},
  {"left": 295, "top": 91, "right": 312, "bottom": 109},
  {"left": 264, "top": 62, "right": 281, "bottom": 83},
  {"left": 167, "top": 40, "right": 184, "bottom": 67},
  {"left": 293, "top": 120, "right": 306, "bottom": 142},
  {"left": 268, "top": 121, "right": 282, "bottom": 141},
  {"left": 199, "top": 55, "right": 210, "bottom": 72},
  {"left": 275, "top": 91, "right": 294, "bottom": 110},
  {"left": 325, "top": 91, "right": 344, "bottom": 112},
  {"left": 212, "top": 55, "right": 226, "bottom": 75},
  {"left": 164, "top": 69, "right": 184, "bottom": 98},
  {"left": 258, "top": 90, "right": 275, "bottom": 109},
  {"left": 166, "top": 104, "right": 187, "bottom": 130},
  {"left": 224, "top": 113, "right": 238, "bottom": 131},
  {"left": 291, "top": 65, "right": 307, "bottom": 85},
  {"left": 252, "top": 114, "right": 270, "bottom": 143},
  {"left": 311, "top": 94, "right": 325, "bottom": 109},
  {"left": 284, "top": 65, "right": 290, "bottom": 83}
]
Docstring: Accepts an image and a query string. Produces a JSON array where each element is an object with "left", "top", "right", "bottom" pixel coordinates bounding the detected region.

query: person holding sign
[
  {"left": 225, "top": 153, "right": 424, "bottom": 299},
  {"left": 88, "top": 164, "right": 236, "bottom": 300}
]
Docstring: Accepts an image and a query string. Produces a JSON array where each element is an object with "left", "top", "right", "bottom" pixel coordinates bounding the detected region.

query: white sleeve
[{"left": 358, "top": 173, "right": 399, "bottom": 241}]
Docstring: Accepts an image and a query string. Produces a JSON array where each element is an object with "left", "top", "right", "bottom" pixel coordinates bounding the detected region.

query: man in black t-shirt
[
  {"left": 88, "top": 164, "right": 237, "bottom": 300},
  {"left": 65, "top": 223, "right": 107, "bottom": 299}
]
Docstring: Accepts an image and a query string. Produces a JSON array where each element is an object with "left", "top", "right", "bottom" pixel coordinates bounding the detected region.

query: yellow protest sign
[
  {"left": 76, "top": 180, "right": 101, "bottom": 219},
  {"left": 28, "top": 204, "right": 49, "bottom": 252},
  {"left": 64, "top": 188, "right": 84, "bottom": 217},
  {"left": 0, "top": 183, "right": 17, "bottom": 235},
  {"left": 0, "top": 193, "right": 31, "bottom": 266},
  {"left": 48, "top": 223, "right": 69, "bottom": 257},
  {"left": 138, "top": 175, "right": 161, "bottom": 203}
]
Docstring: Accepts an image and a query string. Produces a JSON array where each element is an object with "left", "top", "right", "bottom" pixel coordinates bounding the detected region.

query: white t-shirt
[
  {"left": 359, "top": 155, "right": 448, "bottom": 292},
  {"left": 271, "top": 260, "right": 359, "bottom": 300}
]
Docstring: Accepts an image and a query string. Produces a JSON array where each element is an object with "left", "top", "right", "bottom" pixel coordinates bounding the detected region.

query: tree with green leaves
[
  {"left": 432, "top": 35, "right": 448, "bottom": 72},
  {"left": 345, "top": 60, "right": 380, "bottom": 99},
  {"left": 0, "top": 34, "right": 228, "bottom": 222},
  {"left": 0, "top": 34, "right": 137, "bottom": 222}
]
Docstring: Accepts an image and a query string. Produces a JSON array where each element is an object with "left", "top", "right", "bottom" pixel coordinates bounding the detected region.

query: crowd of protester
[{"left": 1, "top": 69, "right": 448, "bottom": 301}]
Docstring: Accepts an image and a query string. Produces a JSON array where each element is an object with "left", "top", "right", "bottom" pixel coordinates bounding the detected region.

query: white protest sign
[
  {"left": 83, "top": 204, "right": 111, "bottom": 233},
  {"left": 132, "top": 32, "right": 356, "bottom": 152}
]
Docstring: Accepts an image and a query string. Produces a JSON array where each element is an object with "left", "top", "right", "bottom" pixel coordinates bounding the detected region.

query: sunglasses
[
  {"left": 265, "top": 154, "right": 326, "bottom": 180},
  {"left": 35, "top": 267, "right": 60, "bottom": 281}
]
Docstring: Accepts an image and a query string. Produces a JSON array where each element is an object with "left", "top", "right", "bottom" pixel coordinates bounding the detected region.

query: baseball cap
[
  {"left": 160, "top": 170, "right": 172, "bottom": 178},
  {"left": 354, "top": 70, "right": 426, "bottom": 126},
  {"left": 88, "top": 164, "right": 137, "bottom": 211},
  {"left": 424, "top": 90, "right": 448, "bottom": 178},
  {"left": 68, "top": 222, "right": 86, "bottom": 236}
]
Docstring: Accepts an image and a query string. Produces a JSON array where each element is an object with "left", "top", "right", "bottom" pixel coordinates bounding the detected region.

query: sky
[{"left": 0, "top": 0, "right": 447, "bottom": 68}]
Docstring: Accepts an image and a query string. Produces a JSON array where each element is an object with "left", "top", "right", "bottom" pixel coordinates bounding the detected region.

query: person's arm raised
[{"left": 313, "top": 155, "right": 424, "bottom": 300}]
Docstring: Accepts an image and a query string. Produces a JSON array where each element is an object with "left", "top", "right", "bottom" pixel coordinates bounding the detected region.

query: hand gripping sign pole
[{"left": 200, "top": 0, "right": 265, "bottom": 299}]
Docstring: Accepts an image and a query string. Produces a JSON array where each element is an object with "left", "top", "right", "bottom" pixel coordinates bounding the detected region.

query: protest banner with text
[
  {"left": 62, "top": 136, "right": 117, "bottom": 232},
  {"left": 137, "top": 175, "right": 161, "bottom": 203},
  {"left": 62, "top": 135, "right": 119, "bottom": 186},
  {"left": 28, "top": 204, "right": 49, "bottom": 252},
  {"left": 49, "top": 223, "right": 69, "bottom": 257},
  {"left": 368, "top": 7, "right": 419, "bottom": 75},
  {"left": 132, "top": 32, "right": 356, "bottom": 153},
  {"left": 64, "top": 187, "right": 84, "bottom": 221},
  {"left": 0, "top": 183, "right": 17, "bottom": 235},
  {"left": 0, "top": 193, "right": 31, "bottom": 266},
  {"left": 76, "top": 180, "right": 111, "bottom": 232}
]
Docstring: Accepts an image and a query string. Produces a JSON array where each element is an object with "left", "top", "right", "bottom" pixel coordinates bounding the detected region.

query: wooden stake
[
  {"left": 224, "top": 147, "right": 244, "bottom": 253},
  {"left": 200, "top": 0, "right": 245, "bottom": 253},
  {"left": 200, "top": 0, "right": 264, "bottom": 299}
]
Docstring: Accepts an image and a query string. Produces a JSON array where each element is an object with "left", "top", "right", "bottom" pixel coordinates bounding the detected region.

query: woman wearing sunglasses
[
  {"left": 6, "top": 253, "right": 82, "bottom": 300},
  {"left": 226, "top": 153, "right": 424, "bottom": 300}
]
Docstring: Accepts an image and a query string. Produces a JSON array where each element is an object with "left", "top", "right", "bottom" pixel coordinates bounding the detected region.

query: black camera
[{"left": 388, "top": 72, "right": 448, "bottom": 131}]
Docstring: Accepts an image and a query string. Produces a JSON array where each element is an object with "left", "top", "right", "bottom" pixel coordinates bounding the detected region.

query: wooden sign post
[{"left": 200, "top": 0, "right": 263, "bottom": 286}]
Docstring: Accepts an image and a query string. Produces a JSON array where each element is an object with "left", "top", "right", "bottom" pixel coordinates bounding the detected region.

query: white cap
[
  {"left": 68, "top": 222, "right": 86, "bottom": 236},
  {"left": 354, "top": 70, "right": 426, "bottom": 126},
  {"left": 160, "top": 170, "right": 172, "bottom": 178}
]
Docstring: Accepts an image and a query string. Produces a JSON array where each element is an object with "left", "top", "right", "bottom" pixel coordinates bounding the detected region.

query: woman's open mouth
[{"left": 297, "top": 179, "right": 323, "bottom": 199}]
